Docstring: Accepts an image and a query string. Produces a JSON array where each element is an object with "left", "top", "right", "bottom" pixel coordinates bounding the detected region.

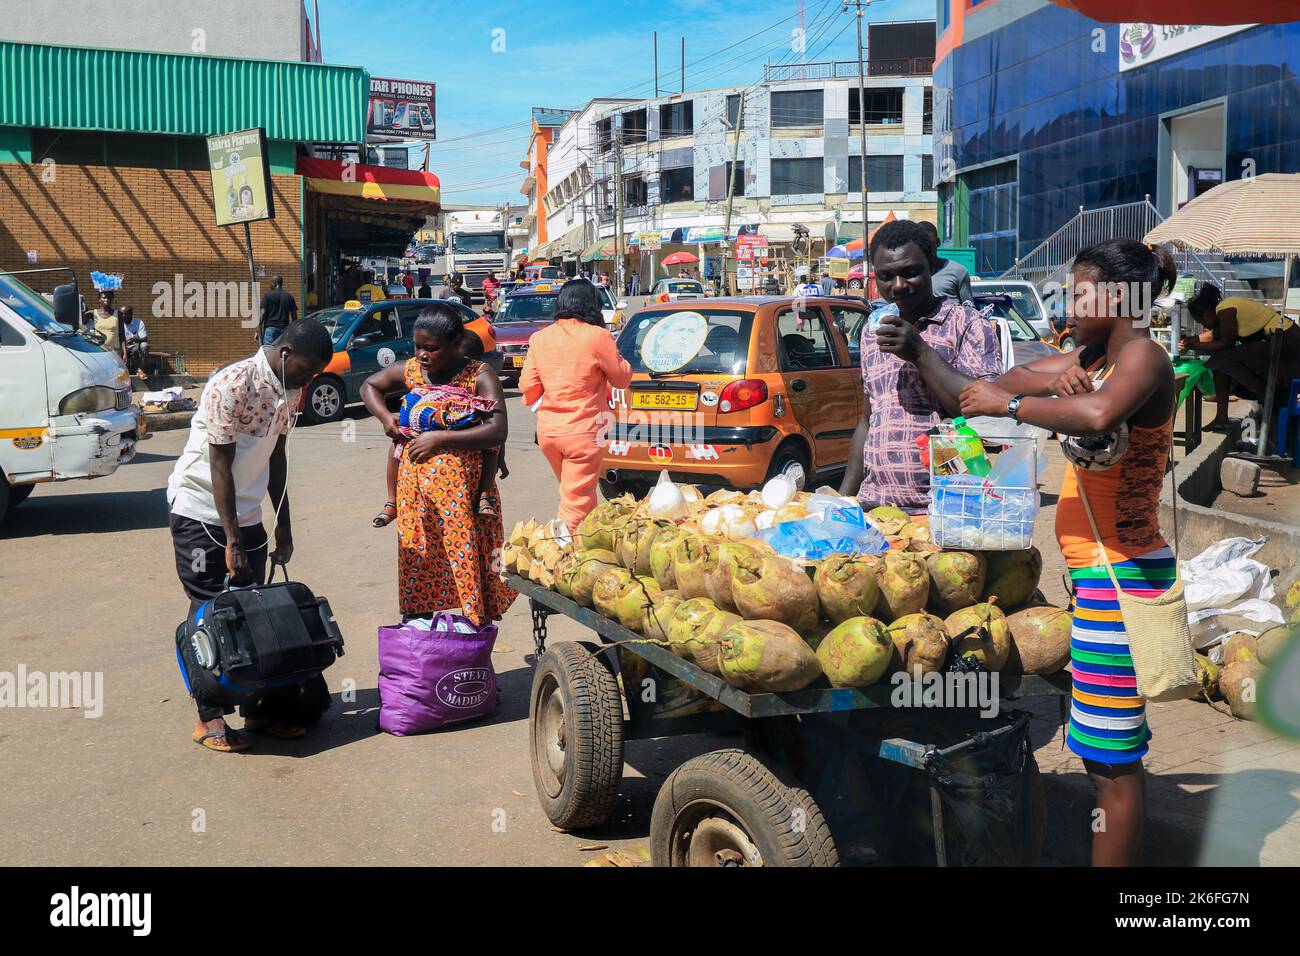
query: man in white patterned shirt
[{"left": 167, "top": 319, "right": 333, "bottom": 752}]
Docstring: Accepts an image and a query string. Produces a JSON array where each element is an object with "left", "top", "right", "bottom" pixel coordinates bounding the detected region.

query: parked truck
[{"left": 446, "top": 209, "right": 509, "bottom": 301}]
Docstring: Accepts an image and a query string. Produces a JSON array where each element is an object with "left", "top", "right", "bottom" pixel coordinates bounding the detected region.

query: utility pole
[
  {"left": 653, "top": 32, "right": 659, "bottom": 97},
  {"left": 681, "top": 37, "right": 685, "bottom": 93},
  {"left": 721, "top": 90, "right": 745, "bottom": 296},
  {"left": 845, "top": 0, "right": 871, "bottom": 257},
  {"left": 613, "top": 119, "right": 626, "bottom": 296}
]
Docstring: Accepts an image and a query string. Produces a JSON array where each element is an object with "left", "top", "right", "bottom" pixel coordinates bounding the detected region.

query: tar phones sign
[
  {"left": 368, "top": 77, "right": 437, "bottom": 141},
  {"left": 207, "top": 128, "right": 274, "bottom": 226}
]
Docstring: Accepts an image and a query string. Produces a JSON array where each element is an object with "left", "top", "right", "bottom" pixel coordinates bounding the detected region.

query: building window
[
  {"left": 966, "top": 161, "right": 1018, "bottom": 275},
  {"left": 727, "top": 160, "right": 745, "bottom": 197},
  {"left": 923, "top": 88, "right": 933, "bottom": 134},
  {"left": 726, "top": 94, "right": 742, "bottom": 129},
  {"left": 622, "top": 108, "right": 647, "bottom": 144},
  {"left": 598, "top": 117, "right": 613, "bottom": 154},
  {"left": 849, "top": 88, "right": 903, "bottom": 125},
  {"left": 772, "top": 157, "right": 823, "bottom": 196},
  {"left": 660, "top": 165, "right": 694, "bottom": 203},
  {"left": 32, "top": 130, "right": 211, "bottom": 170},
  {"left": 922, "top": 155, "right": 934, "bottom": 191},
  {"left": 771, "top": 90, "right": 823, "bottom": 128},
  {"left": 623, "top": 175, "right": 647, "bottom": 207},
  {"left": 659, "top": 101, "right": 694, "bottom": 137},
  {"left": 848, "top": 155, "right": 904, "bottom": 193}
]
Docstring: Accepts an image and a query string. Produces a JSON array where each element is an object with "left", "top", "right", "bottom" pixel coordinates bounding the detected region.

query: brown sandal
[
  {"left": 372, "top": 501, "right": 397, "bottom": 528},
  {"left": 193, "top": 724, "right": 249, "bottom": 753}
]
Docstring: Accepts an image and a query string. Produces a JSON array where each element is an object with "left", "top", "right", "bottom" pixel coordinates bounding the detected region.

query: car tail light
[{"left": 719, "top": 379, "right": 767, "bottom": 413}]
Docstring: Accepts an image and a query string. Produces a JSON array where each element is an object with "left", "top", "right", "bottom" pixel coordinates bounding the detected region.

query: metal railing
[
  {"left": 763, "top": 57, "right": 933, "bottom": 82},
  {"left": 1002, "top": 197, "right": 1222, "bottom": 290}
]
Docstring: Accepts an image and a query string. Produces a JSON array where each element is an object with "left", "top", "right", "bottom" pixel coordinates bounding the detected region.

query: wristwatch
[{"left": 1007, "top": 394, "right": 1026, "bottom": 422}]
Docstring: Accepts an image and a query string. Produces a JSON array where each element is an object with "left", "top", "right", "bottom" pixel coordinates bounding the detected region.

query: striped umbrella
[
  {"left": 1144, "top": 174, "right": 1300, "bottom": 256},
  {"left": 1144, "top": 173, "right": 1300, "bottom": 458}
]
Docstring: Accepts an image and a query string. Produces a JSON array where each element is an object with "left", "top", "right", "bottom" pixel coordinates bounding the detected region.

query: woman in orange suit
[{"left": 520, "top": 279, "right": 633, "bottom": 530}]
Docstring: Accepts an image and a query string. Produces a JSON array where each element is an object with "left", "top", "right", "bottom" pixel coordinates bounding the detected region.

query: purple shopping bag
[{"left": 377, "top": 612, "right": 498, "bottom": 735}]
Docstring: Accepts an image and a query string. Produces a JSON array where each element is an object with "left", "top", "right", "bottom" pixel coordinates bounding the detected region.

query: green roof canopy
[{"left": 0, "top": 40, "right": 368, "bottom": 143}]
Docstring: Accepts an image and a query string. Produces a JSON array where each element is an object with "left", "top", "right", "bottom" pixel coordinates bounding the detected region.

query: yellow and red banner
[{"left": 296, "top": 156, "right": 441, "bottom": 205}]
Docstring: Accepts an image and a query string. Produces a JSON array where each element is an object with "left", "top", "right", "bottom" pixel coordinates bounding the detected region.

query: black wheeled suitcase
[{"left": 175, "top": 563, "right": 344, "bottom": 709}]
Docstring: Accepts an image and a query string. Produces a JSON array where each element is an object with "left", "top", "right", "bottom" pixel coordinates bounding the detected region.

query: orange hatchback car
[{"left": 600, "top": 296, "right": 870, "bottom": 498}]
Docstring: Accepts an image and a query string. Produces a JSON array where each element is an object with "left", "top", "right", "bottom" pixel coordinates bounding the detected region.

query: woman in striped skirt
[{"left": 962, "top": 238, "right": 1178, "bottom": 866}]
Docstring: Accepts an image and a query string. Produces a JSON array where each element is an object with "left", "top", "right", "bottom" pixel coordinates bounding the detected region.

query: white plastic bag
[
  {"left": 1180, "top": 537, "right": 1283, "bottom": 645},
  {"left": 646, "top": 470, "right": 688, "bottom": 520}
]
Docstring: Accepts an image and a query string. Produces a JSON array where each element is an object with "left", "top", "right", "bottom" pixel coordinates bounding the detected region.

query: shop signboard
[
  {"left": 1118, "top": 22, "right": 1255, "bottom": 71},
  {"left": 639, "top": 231, "right": 663, "bottom": 250},
  {"left": 206, "top": 128, "right": 274, "bottom": 227},
  {"left": 368, "top": 77, "right": 437, "bottom": 140}
]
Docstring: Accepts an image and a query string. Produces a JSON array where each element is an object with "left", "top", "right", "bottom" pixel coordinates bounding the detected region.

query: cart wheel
[
  {"left": 650, "top": 748, "right": 838, "bottom": 867},
  {"left": 529, "top": 641, "right": 625, "bottom": 829}
]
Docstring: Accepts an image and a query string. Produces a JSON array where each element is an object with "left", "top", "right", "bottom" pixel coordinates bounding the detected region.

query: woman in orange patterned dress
[{"left": 361, "top": 302, "right": 516, "bottom": 624}]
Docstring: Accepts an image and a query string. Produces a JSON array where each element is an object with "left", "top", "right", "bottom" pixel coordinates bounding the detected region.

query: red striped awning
[
  {"left": 297, "top": 156, "right": 441, "bottom": 204},
  {"left": 1049, "top": 1, "right": 1295, "bottom": 23}
]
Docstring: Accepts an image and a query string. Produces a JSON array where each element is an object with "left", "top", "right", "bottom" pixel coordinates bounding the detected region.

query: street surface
[{"left": 0, "top": 390, "right": 725, "bottom": 866}]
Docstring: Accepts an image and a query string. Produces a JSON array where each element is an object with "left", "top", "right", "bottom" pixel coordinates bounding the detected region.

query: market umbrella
[
  {"left": 1144, "top": 173, "right": 1300, "bottom": 459},
  {"left": 1048, "top": 1, "right": 1296, "bottom": 24},
  {"left": 661, "top": 251, "right": 699, "bottom": 266},
  {"left": 827, "top": 244, "right": 863, "bottom": 260},
  {"left": 844, "top": 211, "right": 897, "bottom": 253}
]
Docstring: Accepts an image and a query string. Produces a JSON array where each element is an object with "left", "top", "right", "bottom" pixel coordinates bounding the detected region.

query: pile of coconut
[
  {"left": 504, "top": 483, "right": 1072, "bottom": 696},
  {"left": 1192, "top": 580, "right": 1300, "bottom": 721}
]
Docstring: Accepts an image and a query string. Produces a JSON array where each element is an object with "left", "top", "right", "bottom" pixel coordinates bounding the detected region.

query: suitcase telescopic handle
[{"left": 222, "top": 559, "right": 290, "bottom": 591}]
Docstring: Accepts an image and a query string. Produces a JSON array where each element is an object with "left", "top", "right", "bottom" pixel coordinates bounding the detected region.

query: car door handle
[{"left": 791, "top": 379, "right": 807, "bottom": 392}]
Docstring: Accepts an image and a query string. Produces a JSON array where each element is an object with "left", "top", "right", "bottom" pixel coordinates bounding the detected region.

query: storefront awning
[{"left": 298, "top": 156, "right": 441, "bottom": 205}]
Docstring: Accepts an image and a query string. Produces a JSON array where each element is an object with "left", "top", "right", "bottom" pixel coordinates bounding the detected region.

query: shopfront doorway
[{"left": 1160, "top": 102, "right": 1226, "bottom": 214}]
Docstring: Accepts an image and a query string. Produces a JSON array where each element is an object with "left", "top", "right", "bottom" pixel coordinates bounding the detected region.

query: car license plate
[
  {"left": 631, "top": 390, "right": 697, "bottom": 411},
  {"left": 511, "top": 356, "right": 526, "bottom": 368}
]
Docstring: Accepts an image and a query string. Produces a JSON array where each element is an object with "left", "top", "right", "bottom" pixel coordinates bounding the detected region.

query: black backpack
[{"left": 175, "top": 565, "right": 344, "bottom": 707}]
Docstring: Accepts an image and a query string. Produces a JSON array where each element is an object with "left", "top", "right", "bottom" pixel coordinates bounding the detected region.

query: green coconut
[
  {"left": 874, "top": 551, "right": 931, "bottom": 622},
  {"left": 926, "top": 550, "right": 988, "bottom": 615},
  {"left": 816, "top": 616, "right": 893, "bottom": 688},
  {"left": 1005, "top": 605, "right": 1072, "bottom": 675},
  {"left": 674, "top": 534, "right": 721, "bottom": 601},
  {"left": 704, "top": 541, "right": 762, "bottom": 613},
  {"left": 677, "top": 609, "right": 744, "bottom": 674},
  {"left": 1286, "top": 580, "right": 1300, "bottom": 610},
  {"left": 815, "top": 554, "right": 883, "bottom": 623},
  {"left": 612, "top": 575, "right": 663, "bottom": 633},
  {"left": 1194, "top": 653, "right": 1221, "bottom": 701},
  {"left": 1220, "top": 659, "right": 1263, "bottom": 720},
  {"left": 716, "top": 620, "right": 823, "bottom": 693},
  {"left": 667, "top": 598, "right": 722, "bottom": 657},
  {"left": 730, "top": 550, "right": 820, "bottom": 634},
  {"left": 866, "top": 505, "right": 910, "bottom": 536},
  {"left": 574, "top": 502, "right": 622, "bottom": 553},
  {"left": 591, "top": 566, "right": 634, "bottom": 619},
  {"left": 641, "top": 591, "right": 684, "bottom": 643},
  {"left": 649, "top": 525, "right": 688, "bottom": 589},
  {"left": 944, "top": 601, "right": 1011, "bottom": 671},
  {"left": 981, "top": 548, "right": 1043, "bottom": 610},
  {"left": 886, "top": 612, "right": 951, "bottom": 677},
  {"left": 567, "top": 549, "right": 620, "bottom": 607},
  {"left": 1257, "top": 625, "right": 1295, "bottom": 665},
  {"left": 1221, "top": 632, "right": 1261, "bottom": 666}
]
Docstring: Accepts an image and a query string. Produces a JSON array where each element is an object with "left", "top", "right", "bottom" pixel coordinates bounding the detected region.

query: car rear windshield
[
  {"left": 496, "top": 293, "right": 558, "bottom": 322},
  {"left": 617, "top": 308, "right": 753, "bottom": 375},
  {"left": 977, "top": 283, "right": 1043, "bottom": 321},
  {"left": 665, "top": 281, "right": 702, "bottom": 293}
]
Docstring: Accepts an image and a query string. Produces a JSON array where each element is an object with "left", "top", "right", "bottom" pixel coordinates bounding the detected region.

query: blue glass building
[{"left": 933, "top": 0, "right": 1300, "bottom": 275}]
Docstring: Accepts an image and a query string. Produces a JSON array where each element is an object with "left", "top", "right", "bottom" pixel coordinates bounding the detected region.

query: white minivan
[{"left": 0, "top": 270, "right": 142, "bottom": 523}]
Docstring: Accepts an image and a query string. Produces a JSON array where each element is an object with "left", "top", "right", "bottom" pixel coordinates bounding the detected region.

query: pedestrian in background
[
  {"left": 629, "top": 271, "right": 640, "bottom": 296},
  {"left": 84, "top": 288, "right": 125, "bottom": 360},
  {"left": 920, "top": 221, "right": 973, "bottom": 306},
  {"left": 417, "top": 275, "right": 432, "bottom": 299},
  {"left": 121, "top": 305, "right": 149, "bottom": 379},
  {"left": 257, "top": 275, "right": 298, "bottom": 345},
  {"left": 818, "top": 271, "right": 834, "bottom": 296},
  {"left": 520, "top": 280, "right": 632, "bottom": 530}
]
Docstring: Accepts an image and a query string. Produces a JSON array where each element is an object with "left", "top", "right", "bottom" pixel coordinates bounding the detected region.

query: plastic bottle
[
  {"left": 914, "top": 433, "right": 930, "bottom": 468},
  {"left": 951, "top": 417, "right": 991, "bottom": 477},
  {"left": 929, "top": 431, "right": 966, "bottom": 475}
]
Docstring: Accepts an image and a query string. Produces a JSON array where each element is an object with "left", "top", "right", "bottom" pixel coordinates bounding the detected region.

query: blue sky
[{"left": 316, "top": 0, "right": 935, "bottom": 205}]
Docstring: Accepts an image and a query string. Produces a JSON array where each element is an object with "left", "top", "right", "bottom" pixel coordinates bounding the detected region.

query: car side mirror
[
  {"left": 616, "top": 300, "right": 627, "bottom": 310},
  {"left": 53, "top": 282, "right": 80, "bottom": 328}
]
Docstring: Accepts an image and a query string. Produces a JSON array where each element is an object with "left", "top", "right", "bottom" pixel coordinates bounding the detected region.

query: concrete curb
[
  {"left": 143, "top": 411, "right": 195, "bottom": 432},
  {"left": 1159, "top": 427, "right": 1300, "bottom": 588}
]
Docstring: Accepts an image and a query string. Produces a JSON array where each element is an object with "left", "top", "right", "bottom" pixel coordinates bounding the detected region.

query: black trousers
[{"left": 169, "top": 514, "right": 330, "bottom": 725}]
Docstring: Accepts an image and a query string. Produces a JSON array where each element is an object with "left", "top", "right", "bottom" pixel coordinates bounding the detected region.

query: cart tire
[
  {"left": 650, "top": 748, "right": 838, "bottom": 867},
  {"left": 529, "top": 641, "right": 625, "bottom": 829}
]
